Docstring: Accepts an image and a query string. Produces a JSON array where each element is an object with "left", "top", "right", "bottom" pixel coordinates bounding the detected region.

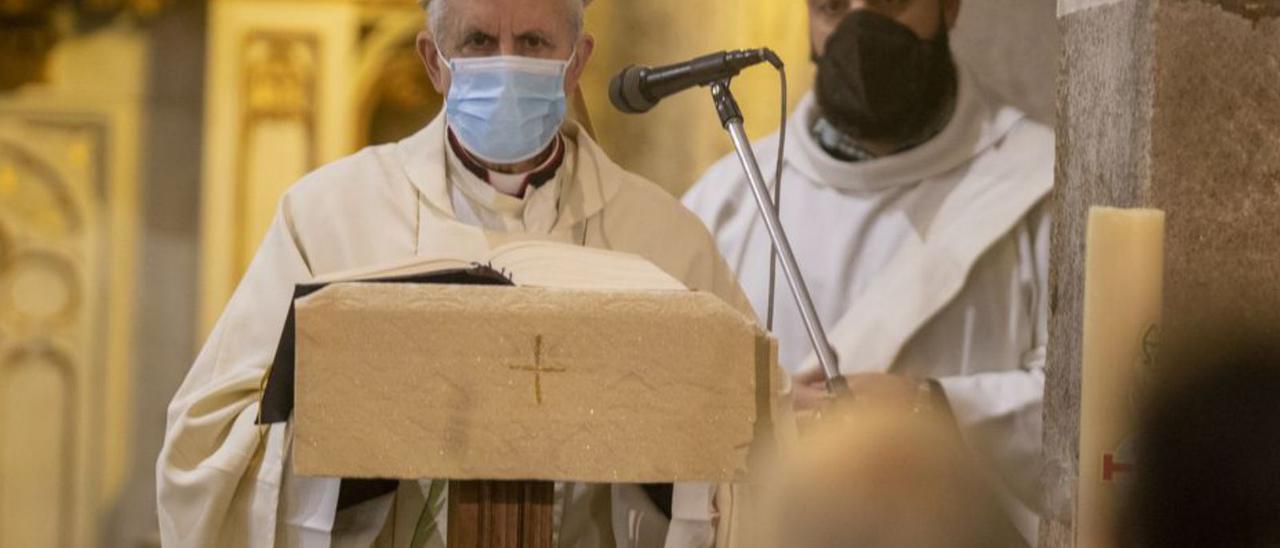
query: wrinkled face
[
  {"left": 807, "top": 0, "right": 958, "bottom": 56},
  {"left": 417, "top": 0, "right": 595, "bottom": 95}
]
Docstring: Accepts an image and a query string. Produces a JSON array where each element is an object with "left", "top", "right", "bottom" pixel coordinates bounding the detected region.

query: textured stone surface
[
  {"left": 1150, "top": 1, "right": 1280, "bottom": 333},
  {"left": 1044, "top": 3, "right": 1155, "bottom": 545},
  {"left": 1044, "top": 1, "right": 1280, "bottom": 546}
]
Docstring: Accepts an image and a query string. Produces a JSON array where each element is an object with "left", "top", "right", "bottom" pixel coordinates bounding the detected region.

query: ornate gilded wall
[
  {"left": 199, "top": 0, "right": 437, "bottom": 333},
  {"left": 0, "top": 25, "right": 144, "bottom": 547}
]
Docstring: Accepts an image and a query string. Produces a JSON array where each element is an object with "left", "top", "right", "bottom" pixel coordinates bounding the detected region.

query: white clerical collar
[{"left": 786, "top": 67, "right": 1027, "bottom": 193}]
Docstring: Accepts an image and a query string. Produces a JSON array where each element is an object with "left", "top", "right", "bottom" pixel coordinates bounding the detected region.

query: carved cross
[{"left": 508, "top": 335, "right": 565, "bottom": 404}]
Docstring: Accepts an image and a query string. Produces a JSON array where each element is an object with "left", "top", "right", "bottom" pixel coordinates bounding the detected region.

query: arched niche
[
  {"left": 0, "top": 120, "right": 106, "bottom": 548},
  {"left": 0, "top": 140, "right": 84, "bottom": 241},
  {"left": 352, "top": 16, "right": 443, "bottom": 149}
]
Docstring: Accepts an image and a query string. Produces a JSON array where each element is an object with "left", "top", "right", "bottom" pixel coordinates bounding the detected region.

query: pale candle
[{"left": 1077, "top": 207, "right": 1165, "bottom": 547}]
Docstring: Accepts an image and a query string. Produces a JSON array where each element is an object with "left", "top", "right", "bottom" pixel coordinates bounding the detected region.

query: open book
[{"left": 312, "top": 240, "right": 687, "bottom": 292}]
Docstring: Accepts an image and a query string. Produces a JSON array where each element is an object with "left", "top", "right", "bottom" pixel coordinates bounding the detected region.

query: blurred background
[{"left": 0, "top": 0, "right": 1054, "bottom": 545}]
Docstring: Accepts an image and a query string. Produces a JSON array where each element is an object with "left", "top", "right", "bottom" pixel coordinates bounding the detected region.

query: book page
[
  {"left": 311, "top": 256, "right": 475, "bottom": 284},
  {"left": 311, "top": 240, "right": 686, "bottom": 292},
  {"left": 487, "top": 241, "right": 687, "bottom": 291}
]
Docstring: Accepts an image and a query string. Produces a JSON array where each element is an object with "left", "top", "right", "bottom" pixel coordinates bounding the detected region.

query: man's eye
[
  {"left": 465, "top": 35, "right": 494, "bottom": 48},
  {"left": 868, "top": 0, "right": 907, "bottom": 10},
  {"left": 816, "top": 0, "right": 849, "bottom": 16},
  {"left": 521, "top": 36, "right": 548, "bottom": 49}
]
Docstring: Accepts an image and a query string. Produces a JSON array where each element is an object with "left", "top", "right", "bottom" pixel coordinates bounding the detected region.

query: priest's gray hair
[{"left": 420, "top": 0, "right": 589, "bottom": 47}]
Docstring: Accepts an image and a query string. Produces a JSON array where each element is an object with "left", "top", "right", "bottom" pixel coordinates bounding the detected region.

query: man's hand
[{"left": 792, "top": 369, "right": 924, "bottom": 412}]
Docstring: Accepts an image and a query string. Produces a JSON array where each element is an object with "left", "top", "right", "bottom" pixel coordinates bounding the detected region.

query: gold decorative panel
[
  {"left": 200, "top": 0, "right": 427, "bottom": 335},
  {"left": 0, "top": 0, "right": 171, "bottom": 91},
  {"left": 0, "top": 344, "right": 75, "bottom": 548},
  {"left": 235, "top": 32, "right": 321, "bottom": 277},
  {"left": 0, "top": 251, "right": 81, "bottom": 329},
  {"left": 0, "top": 112, "right": 135, "bottom": 548}
]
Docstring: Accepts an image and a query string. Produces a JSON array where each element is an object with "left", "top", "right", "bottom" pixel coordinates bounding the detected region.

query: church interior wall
[{"left": 0, "top": 0, "right": 1059, "bottom": 546}]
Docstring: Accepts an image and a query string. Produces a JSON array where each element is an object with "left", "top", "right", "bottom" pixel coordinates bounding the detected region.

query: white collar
[
  {"left": 445, "top": 135, "right": 568, "bottom": 233},
  {"left": 786, "top": 68, "right": 1026, "bottom": 193}
]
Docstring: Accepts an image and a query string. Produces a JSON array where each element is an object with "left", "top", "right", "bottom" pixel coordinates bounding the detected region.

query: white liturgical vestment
[
  {"left": 158, "top": 113, "right": 751, "bottom": 548},
  {"left": 684, "top": 70, "right": 1053, "bottom": 545}
]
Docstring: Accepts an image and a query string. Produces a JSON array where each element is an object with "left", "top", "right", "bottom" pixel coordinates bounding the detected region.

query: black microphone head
[
  {"left": 609, "top": 65, "right": 656, "bottom": 114},
  {"left": 608, "top": 68, "right": 632, "bottom": 113}
]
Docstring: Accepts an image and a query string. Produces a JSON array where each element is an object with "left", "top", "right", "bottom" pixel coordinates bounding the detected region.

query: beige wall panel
[
  {"left": 0, "top": 23, "right": 145, "bottom": 547},
  {"left": 0, "top": 350, "right": 72, "bottom": 548}
]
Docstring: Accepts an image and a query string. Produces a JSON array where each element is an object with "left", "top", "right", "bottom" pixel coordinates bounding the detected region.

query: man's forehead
[
  {"left": 450, "top": 0, "right": 574, "bottom": 31},
  {"left": 807, "top": 0, "right": 924, "bottom": 9}
]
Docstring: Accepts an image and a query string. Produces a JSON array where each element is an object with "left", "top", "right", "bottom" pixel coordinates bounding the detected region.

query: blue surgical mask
[{"left": 440, "top": 52, "right": 573, "bottom": 164}]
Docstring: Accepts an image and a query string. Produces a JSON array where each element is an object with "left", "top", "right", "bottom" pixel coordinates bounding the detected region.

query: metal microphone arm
[{"left": 709, "top": 80, "right": 848, "bottom": 396}]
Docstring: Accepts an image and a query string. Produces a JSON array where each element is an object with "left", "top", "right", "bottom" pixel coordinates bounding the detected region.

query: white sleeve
[
  {"left": 156, "top": 195, "right": 326, "bottom": 547},
  {"left": 936, "top": 204, "right": 1051, "bottom": 510},
  {"left": 663, "top": 482, "right": 717, "bottom": 548},
  {"left": 680, "top": 157, "right": 741, "bottom": 235}
]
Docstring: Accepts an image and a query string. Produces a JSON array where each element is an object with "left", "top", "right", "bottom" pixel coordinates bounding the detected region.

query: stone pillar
[{"left": 1043, "top": 1, "right": 1280, "bottom": 546}]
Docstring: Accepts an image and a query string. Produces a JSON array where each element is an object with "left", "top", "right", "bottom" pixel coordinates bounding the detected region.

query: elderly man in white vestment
[
  {"left": 157, "top": 0, "right": 750, "bottom": 546},
  {"left": 684, "top": 0, "right": 1051, "bottom": 544}
]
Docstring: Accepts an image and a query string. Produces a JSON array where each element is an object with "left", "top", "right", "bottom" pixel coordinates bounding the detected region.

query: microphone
[{"left": 610, "top": 49, "right": 780, "bottom": 114}]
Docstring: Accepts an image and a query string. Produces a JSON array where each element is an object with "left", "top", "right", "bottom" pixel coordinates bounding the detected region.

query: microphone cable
[{"left": 764, "top": 51, "right": 786, "bottom": 333}]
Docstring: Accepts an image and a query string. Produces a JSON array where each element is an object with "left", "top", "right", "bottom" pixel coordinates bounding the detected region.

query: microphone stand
[{"left": 709, "top": 80, "right": 849, "bottom": 396}]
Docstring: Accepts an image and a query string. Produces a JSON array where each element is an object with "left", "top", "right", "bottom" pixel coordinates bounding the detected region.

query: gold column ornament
[
  {"left": 0, "top": 0, "right": 170, "bottom": 91},
  {"left": 0, "top": 1, "right": 57, "bottom": 91},
  {"left": 199, "top": 0, "right": 430, "bottom": 335}
]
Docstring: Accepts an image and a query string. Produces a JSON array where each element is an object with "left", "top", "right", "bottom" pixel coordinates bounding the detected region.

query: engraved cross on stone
[{"left": 508, "top": 335, "right": 565, "bottom": 404}]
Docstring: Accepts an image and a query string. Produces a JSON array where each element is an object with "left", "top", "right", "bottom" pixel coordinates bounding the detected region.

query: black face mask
[{"left": 814, "top": 8, "right": 957, "bottom": 145}]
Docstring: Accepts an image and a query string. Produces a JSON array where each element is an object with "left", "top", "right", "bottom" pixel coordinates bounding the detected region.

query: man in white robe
[
  {"left": 684, "top": 0, "right": 1051, "bottom": 544},
  {"left": 157, "top": 0, "right": 748, "bottom": 546}
]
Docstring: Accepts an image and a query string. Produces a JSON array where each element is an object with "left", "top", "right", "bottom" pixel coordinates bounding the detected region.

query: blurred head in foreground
[
  {"left": 1119, "top": 332, "right": 1280, "bottom": 548},
  {"left": 764, "top": 402, "right": 1025, "bottom": 548}
]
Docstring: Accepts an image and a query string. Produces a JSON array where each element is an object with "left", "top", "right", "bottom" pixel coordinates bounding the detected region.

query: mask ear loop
[
  {"left": 436, "top": 47, "right": 452, "bottom": 73},
  {"left": 561, "top": 46, "right": 579, "bottom": 80}
]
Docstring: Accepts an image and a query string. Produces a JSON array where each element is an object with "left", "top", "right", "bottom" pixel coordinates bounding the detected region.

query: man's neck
[
  {"left": 478, "top": 143, "right": 557, "bottom": 175},
  {"left": 859, "top": 140, "right": 900, "bottom": 158}
]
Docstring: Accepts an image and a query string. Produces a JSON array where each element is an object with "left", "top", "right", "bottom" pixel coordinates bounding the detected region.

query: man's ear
[
  {"left": 417, "top": 30, "right": 449, "bottom": 94},
  {"left": 564, "top": 33, "right": 595, "bottom": 93}
]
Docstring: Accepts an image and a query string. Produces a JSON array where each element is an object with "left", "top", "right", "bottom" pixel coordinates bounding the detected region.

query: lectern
[{"left": 289, "top": 283, "right": 776, "bottom": 546}]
